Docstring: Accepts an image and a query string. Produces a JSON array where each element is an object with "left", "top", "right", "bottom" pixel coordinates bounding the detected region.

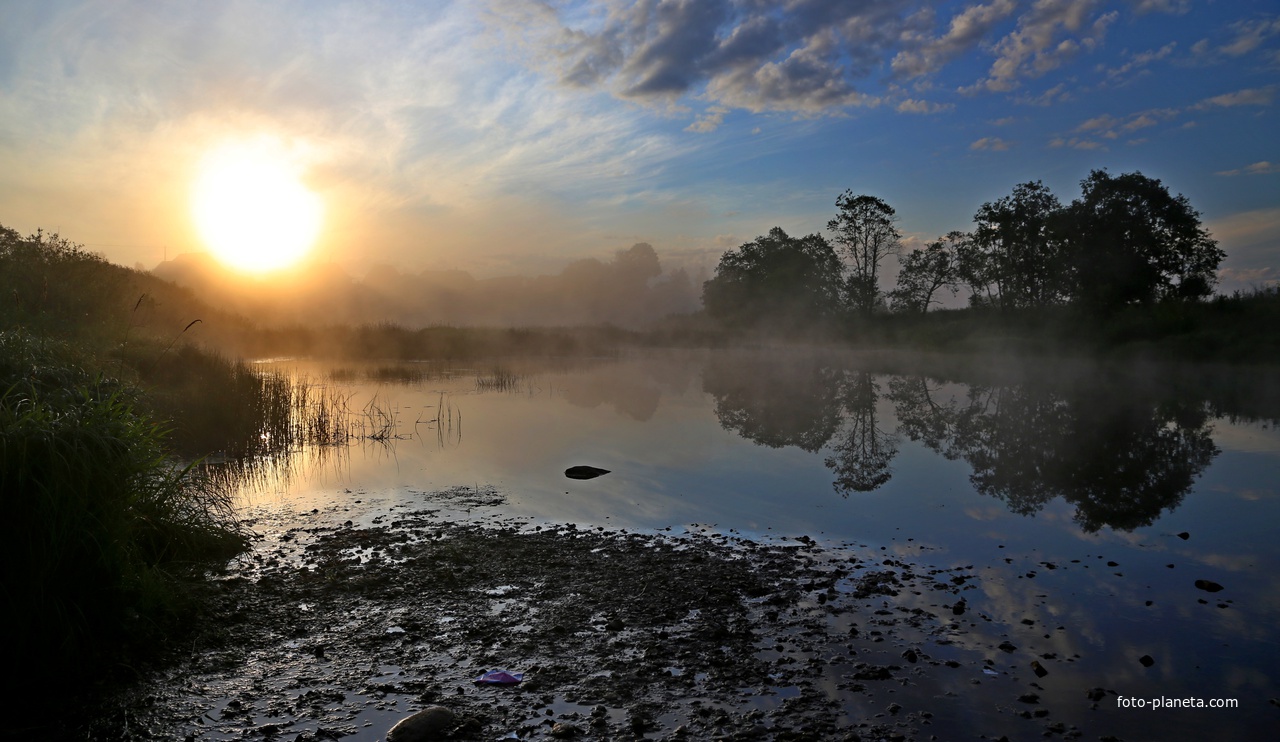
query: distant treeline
[
  {"left": 154, "top": 241, "right": 701, "bottom": 330},
  {"left": 700, "top": 169, "right": 1279, "bottom": 361},
  {"left": 705, "top": 170, "right": 1226, "bottom": 329}
]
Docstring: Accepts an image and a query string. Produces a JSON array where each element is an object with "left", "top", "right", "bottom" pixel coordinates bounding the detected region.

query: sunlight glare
[{"left": 192, "top": 141, "right": 322, "bottom": 272}]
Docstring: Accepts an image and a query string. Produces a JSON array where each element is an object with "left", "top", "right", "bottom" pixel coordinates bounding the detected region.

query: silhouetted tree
[
  {"left": 702, "top": 227, "right": 843, "bottom": 330},
  {"left": 827, "top": 192, "right": 901, "bottom": 317},
  {"left": 961, "top": 181, "right": 1069, "bottom": 310},
  {"left": 1064, "top": 170, "right": 1223, "bottom": 313},
  {"left": 889, "top": 232, "right": 963, "bottom": 313}
]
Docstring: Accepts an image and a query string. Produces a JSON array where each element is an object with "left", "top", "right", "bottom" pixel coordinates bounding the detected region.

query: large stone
[
  {"left": 387, "top": 706, "right": 456, "bottom": 742},
  {"left": 565, "top": 465, "right": 611, "bottom": 480}
]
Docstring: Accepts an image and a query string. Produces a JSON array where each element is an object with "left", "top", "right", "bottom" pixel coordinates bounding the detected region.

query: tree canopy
[{"left": 702, "top": 227, "right": 843, "bottom": 330}]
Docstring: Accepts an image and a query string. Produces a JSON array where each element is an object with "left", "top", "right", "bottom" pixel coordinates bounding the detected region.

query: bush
[{"left": 0, "top": 331, "right": 246, "bottom": 680}]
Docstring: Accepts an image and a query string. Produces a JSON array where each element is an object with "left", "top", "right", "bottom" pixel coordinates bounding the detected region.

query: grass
[{"left": 0, "top": 330, "right": 247, "bottom": 690}]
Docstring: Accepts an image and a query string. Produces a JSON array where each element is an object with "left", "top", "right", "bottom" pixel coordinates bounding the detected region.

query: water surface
[{"left": 234, "top": 348, "right": 1280, "bottom": 738}]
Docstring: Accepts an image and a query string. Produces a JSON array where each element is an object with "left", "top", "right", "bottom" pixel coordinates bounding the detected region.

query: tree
[
  {"left": 888, "top": 232, "right": 963, "bottom": 314},
  {"left": 1065, "top": 170, "right": 1223, "bottom": 312},
  {"left": 961, "top": 181, "right": 1069, "bottom": 310},
  {"left": 827, "top": 192, "right": 901, "bottom": 317},
  {"left": 702, "top": 227, "right": 844, "bottom": 330}
]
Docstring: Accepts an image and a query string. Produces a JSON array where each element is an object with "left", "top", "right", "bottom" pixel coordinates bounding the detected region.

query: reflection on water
[{"left": 204, "top": 349, "right": 1280, "bottom": 738}]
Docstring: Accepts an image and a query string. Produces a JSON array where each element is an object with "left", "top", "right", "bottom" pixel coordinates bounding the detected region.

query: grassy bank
[{"left": 1, "top": 332, "right": 248, "bottom": 691}]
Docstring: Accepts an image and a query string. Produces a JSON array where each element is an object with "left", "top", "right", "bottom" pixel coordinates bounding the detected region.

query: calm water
[{"left": 238, "top": 348, "right": 1280, "bottom": 737}]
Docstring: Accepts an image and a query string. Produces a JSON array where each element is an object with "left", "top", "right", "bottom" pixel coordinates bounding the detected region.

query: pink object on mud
[{"left": 474, "top": 670, "right": 524, "bottom": 685}]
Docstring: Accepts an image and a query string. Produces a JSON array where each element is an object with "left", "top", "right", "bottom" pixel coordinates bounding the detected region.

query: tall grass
[{"left": 0, "top": 331, "right": 246, "bottom": 686}]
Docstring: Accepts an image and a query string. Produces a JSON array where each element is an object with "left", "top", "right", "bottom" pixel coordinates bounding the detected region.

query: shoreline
[{"left": 68, "top": 487, "right": 1271, "bottom": 741}]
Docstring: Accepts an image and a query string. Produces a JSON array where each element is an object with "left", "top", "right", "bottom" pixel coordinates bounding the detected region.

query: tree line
[{"left": 702, "top": 169, "right": 1225, "bottom": 330}]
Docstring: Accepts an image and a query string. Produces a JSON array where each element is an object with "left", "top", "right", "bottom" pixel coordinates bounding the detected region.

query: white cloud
[
  {"left": 1128, "top": 0, "right": 1190, "bottom": 15},
  {"left": 891, "top": 0, "right": 1018, "bottom": 79},
  {"left": 972, "top": 0, "right": 1117, "bottom": 93},
  {"left": 686, "top": 106, "right": 730, "bottom": 133},
  {"left": 970, "top": 136, "right": 1012, "bottom": 150}
]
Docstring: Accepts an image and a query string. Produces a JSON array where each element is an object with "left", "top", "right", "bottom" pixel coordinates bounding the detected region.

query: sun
[{"left": 191, "top": 140, "right": 323, "bottom": 273}]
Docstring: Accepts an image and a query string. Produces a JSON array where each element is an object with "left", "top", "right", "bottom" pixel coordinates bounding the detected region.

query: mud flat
[{"left": 66, "top": 487, "right": 1247, "bottom": 741}]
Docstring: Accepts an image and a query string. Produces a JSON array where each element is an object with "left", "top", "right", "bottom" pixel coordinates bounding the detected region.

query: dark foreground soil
[{"left": 58, "top": 488, "right": 1106, "bottom": 742}]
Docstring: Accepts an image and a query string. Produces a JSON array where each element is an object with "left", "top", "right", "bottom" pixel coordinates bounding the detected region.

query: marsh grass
[
  {"left": 475, "top": 365, "right": 525, "bottom": 392},
  {"left": 0, "top": 331, "right": 247, "bottom": 686}
]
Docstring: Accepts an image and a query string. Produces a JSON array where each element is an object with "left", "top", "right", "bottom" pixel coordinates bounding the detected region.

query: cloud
[
  {"left": 1096, "top": 41, "right": 1176, "bottom": 85},
  {"left": 1216, "top": 161, "right": 1280, "bottom": 177},
  {"left": 970, "top": 136, "right": 1012, "bottom": 150},
  {"left": 969, "top": 0, "right": 1117, "bottom": 93},
  {"left": 896, "top": 98, "right": 953, "bottom": 114},
  {"left": 544, "top": 0, "right": 912, "bottom": 116},
  {"left": 686, "top": 106, "right": 730, "bottom": 133},
  {"left": 891, "top": 0, "right": 1018, "bottom": 79},
  {"left": 1220, "top": 17, "right": 1280, "bottom": 58},
  {"left": 1194, "top": 86, "right": 1276, "bottom": 109},
  {"left": 1128, "top": 0, "right": 1190, "bottom": 14},
  {"left": 1049, "top": 136, "right": 1105, "bottom": 150}
]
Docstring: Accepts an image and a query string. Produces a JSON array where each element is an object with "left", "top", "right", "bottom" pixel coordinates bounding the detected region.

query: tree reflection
[
  {"left": 886, "top": 372, "right": 1219, "bottom": 532},
  {"left": 826, "top": 371, "right": 899, "bottom": 495},
  {"left": 703, "top": 353, "right": 842, "bottom": 452},
  {"left": 703, "top": 354, "right": 898, "bottom": 495}
]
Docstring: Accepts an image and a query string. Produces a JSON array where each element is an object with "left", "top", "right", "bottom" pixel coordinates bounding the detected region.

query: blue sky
[{"left": 0, "top": 0, "right": 1276, "bottom": 290}]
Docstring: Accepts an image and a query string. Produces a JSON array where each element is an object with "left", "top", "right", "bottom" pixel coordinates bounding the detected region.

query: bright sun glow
[{"left": 192, "top": 141, "right": 322, "bottom": 272}]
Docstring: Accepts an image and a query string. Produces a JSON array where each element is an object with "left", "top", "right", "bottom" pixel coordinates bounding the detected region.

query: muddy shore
[{"left": 61, "top": 487, "right": 1164, "bottom": 741}]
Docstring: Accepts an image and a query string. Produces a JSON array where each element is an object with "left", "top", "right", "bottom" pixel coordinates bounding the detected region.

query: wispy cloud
[
  {"left": 1216, "top": 161, "right": 1280, "bottom": 177},
  {"left": 970, "top": 136, "right": 1012, "bottom": 151}
]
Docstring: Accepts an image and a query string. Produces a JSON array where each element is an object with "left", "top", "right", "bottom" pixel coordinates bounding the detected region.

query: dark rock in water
[
  {"left": 550, "top": 722, "right": 580, "bottom": 737},
  {"left": 565, "top": 465, "right": 611, "bottom": 480},
  {"left": 1031, "top": 660, "right": 1048, "bottom": 678},
  {"left": 1194, "top": 579, "right": 1224, "bottom": 593},
  {"left": 1177, "top": 532, "right": 1190, "bottom": 540},
  {"left": 997, "top": 641, "right": 1017, "bottom": 653},
  {"left": 1139, "top": 655, "right": 1155, "bottom": 667},
  {"left": 387, "top": 706, "right": 456, "bottom": 742},
  {"left": 1086, "top": 687, "right": 1107, "bottom": 702}
]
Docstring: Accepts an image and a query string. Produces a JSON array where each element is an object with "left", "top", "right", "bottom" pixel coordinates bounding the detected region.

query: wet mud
[{"left": 68, "top": 488, "right": 1237, "bottom": 741}]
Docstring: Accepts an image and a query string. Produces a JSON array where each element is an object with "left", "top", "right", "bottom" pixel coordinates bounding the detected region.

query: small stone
[
  {"left": 1177, "top": 532, "right": 1190, "bottom": 540},
  {"left": 1031, "top": 661, "right": 1048, "bottom": 678},
  {"left": 1194, "top": 579, "right": 1224, "bottom": 593},
  {"left": 1086, "top": 688, "right": 1106, "bottom": 702},
  {"left": 387, "top": 706, "right": 456, "bottom": 742},
  {"left": 901, "top": 649, "right": 918, "bottom": 663},
  {"left": 1139, "top": 655, "right": 1155, "bottom": 668},
  {"left": 997, "top": 641, "right": 1017, "bottom": 653},
  {"left": 550, "top": 722, "right": 580, "bottom": 738}
]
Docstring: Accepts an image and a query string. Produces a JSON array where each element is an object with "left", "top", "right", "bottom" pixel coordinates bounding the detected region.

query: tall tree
[
  {"left": 702, "top": 227, "right": 844, "bottom": 330},
  {"left": 961, "top": 181, "right": 1068, "bottom": 310},
  {"left": 827, "top": 192, "right": 901, "bottom": 317},
  {"left": 889, "top": 232, "right": 963, "bottom": 314},
  {"left": 1065, "top": 170, "right": 1223, "bottom": 312}
]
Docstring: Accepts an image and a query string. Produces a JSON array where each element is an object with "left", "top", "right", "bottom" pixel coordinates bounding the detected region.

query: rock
[
  {"left": 997, "top": 641, "right": 1017, "bottom": 653},
  {"left": 1177, "top": 532, "right": 1190, "bottom": 540},
  {"left": 1031, "top": 660, "right": 1048, "bottom": 678},
  {"left": 1139, "top": 655, "right": 1155, "bottom": 667},
  {"left": 1086, "top": 687, "right": 1107, "bottom": 702},
  {"left": 1194, "top": 579, "right": 1224, "bottom": 593},
  {"left": 550, "top": 722, "right": 580, "bottom": 737},
  {"left": 565, "top": 465, "right": 611, "bottom": 480},
  {"left": 387, "top": 706, "right": 456, "bottom": 742}
]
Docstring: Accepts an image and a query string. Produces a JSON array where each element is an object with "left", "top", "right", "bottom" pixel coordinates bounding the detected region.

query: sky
[{"left": 1, "top": 0, "right": 1277, "bottom": 290}]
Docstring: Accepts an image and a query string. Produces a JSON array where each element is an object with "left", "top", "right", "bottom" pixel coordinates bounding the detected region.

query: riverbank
[{"left": 52, "top": 485, "right": 1263, "bottom": 742}]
